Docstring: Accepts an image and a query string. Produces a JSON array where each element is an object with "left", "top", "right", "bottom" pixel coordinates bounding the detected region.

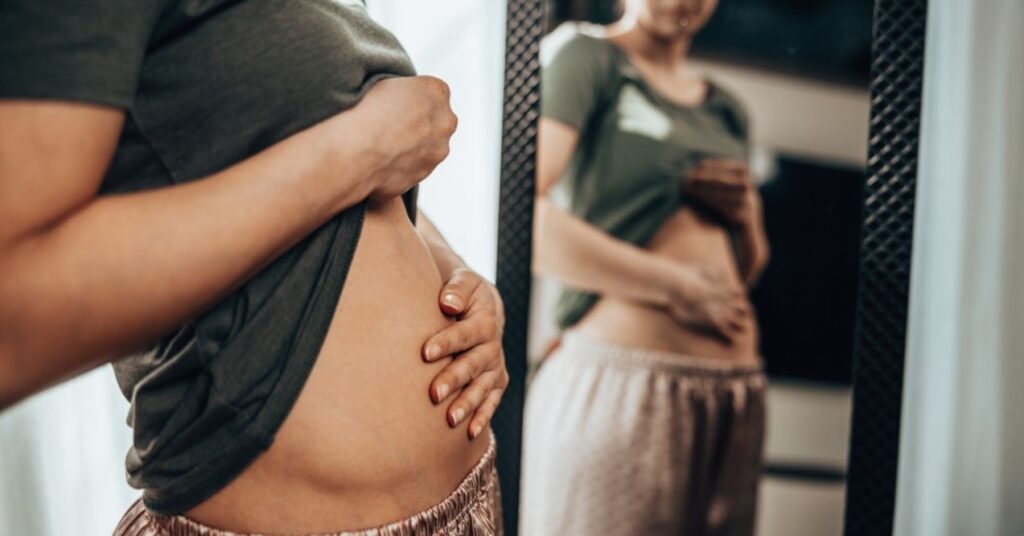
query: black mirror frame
[{"left": 491, "top": 2, "right": 929, "bottom": 535}]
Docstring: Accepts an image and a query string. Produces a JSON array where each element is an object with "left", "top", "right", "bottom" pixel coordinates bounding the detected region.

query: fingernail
[
  {"left": 434, "top": 384, "right": 449, "bottom": 402},
  {"left": 425, "top": 344, "right": 441, "bottom": 361},
  {"left": 470, "top": 423, "right": 483, "bottom": 438},
  {"left": 442, "top": 293, "right": 462, "bottom": 310},
  {"left": 449, "top": 407, "right": 465, "bottom": 426}
]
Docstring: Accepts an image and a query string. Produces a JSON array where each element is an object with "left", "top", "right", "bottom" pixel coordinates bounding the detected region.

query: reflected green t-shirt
[{"left": 542, "top": 32, "right": 751, "bottom": 329}]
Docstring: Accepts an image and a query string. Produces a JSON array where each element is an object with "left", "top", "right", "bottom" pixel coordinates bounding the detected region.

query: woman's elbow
[
  {"left": 0, "top": 301, "right": 32, "bottom": 412},
  {"left": 530, "top": 234, "right": 554, "bottom": 278},
  {"left": 745, "top": 245, "right": 771, "bottom": 287},
  {"left": 0, "top": 338, "right": 19, "bottom": 412}
]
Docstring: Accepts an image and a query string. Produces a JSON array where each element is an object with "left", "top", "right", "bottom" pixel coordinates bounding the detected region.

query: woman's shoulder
[
  {"left": 541, "top": 23, "right": 619, "bottom": 69},
  {"left": 705, "top": 79, "right": 745, "bottom": 111},
  {"left": 705, "top": 79, "right": 751, "bottom": 137}
]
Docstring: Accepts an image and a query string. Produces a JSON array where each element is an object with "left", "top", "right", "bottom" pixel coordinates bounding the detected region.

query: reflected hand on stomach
[
  {"left": 576, "top": 206, "right": 760, "bottom": 362},
  {"left": 186, "top": 197, "right": 489, "bottom": 533}
]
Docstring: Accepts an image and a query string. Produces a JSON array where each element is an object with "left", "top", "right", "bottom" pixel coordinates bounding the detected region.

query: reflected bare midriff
[
  {"left": 575, "top": 206, "right": 761, "bottom": 364},
  {"left": 185, "top": 197, "right": 489, "bottom": 534}
]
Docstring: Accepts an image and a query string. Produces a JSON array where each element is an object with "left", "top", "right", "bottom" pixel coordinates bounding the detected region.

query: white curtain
[
  {"left": 366, "top": 1, "right": 507, "bottom": 281},
  {"left": 895, "top": 0, "right": 1024, "bottom": 534},
  {"left": 0, "top": 3, "right": 506, "bottom": 534},
  {"left": 0, "top": 368, "right": 137, "bottom": 535}
]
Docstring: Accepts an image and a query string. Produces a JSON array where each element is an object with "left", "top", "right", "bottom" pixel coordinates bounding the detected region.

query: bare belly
[
  {"left": 186, "top": 197, "right": 489, "bottom": 533},
  {"left": 575, "top": 207, "right": 760, "bottom": 363}
]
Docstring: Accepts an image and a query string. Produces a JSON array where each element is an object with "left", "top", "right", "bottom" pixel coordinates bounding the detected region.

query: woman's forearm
[
  {"left": 417, "top": 210, "right": 467, "bottom": 279},
  {"left": 533, "top": 197, "right": 675, "bottom": 307},
  {"left": 0, "top": 113, "right": 376, "bottom": 408},
  {"left": 735, "top": 201, "right": 770, "bottom": 286},
  {"left": 531, "top": 119, "right": 675, "bottom": 303}
]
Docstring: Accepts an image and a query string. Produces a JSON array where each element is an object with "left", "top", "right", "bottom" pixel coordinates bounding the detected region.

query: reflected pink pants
[{"left": 521, "top": 330, "right": 766, "bottom": 536}]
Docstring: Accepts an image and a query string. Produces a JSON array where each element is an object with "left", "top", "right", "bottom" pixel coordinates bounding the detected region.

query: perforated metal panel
[
  {"left": 845, "top": 1, "right": 929, "bottom": 534},
  {"left": 493, "top": 1, "right": 543, "bottom": 534}
]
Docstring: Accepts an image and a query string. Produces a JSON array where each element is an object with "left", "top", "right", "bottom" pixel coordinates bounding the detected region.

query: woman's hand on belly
[
  {"left": 184, "top": 198, "right": 493, "bottom": 533},
  {"left": 658, "top": 260, "right": 752, "bottom": 344},
  {"left": 580, "top": 256, "right": 759, "bottom": 360},
  {"left": 576, "top": 205, "right": 760, "bottom": 361},
  {"left": 421, "top": 267, "right": 508, "bottom": 439}
]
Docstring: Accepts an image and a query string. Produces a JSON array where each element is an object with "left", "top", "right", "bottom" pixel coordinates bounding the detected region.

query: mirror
[{"left": 520, "top": 1, "right": 872, "bottom": 534}]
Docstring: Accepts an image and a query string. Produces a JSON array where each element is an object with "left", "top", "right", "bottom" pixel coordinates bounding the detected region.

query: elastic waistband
[
  {"left": 556, "top": 330, "right": 764, "bottom": 378},
  {"left": 369, "top": 429, "right": 498, "bottom": 534},
  {"left": 116, "top": 431, "right": 498, "bottom": 535}
]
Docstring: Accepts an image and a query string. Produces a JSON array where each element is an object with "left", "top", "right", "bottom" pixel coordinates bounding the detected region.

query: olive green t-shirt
[
  {"left": 0, "top": 0, "right": 417, "bottom": 515},
  {"left": 542, "top": 32, "right": 751, "bottom": 329}
]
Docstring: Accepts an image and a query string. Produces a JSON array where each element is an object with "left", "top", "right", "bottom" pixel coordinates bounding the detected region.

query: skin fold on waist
[
  {"left": 185, "top": 197, "right": 489, "bottom": 534},
  {"left": 575, "top": 206, "right": 761, "bottom": 363}
]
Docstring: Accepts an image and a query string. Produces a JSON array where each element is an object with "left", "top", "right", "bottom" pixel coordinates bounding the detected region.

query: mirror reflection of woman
[{"left": 522, "top": 0, "right": 770, "bottom": 534}]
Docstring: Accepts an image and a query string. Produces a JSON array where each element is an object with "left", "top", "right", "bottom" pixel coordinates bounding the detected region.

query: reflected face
[{"left": 634, "top": 0, "right": 719, "bottom": 40}]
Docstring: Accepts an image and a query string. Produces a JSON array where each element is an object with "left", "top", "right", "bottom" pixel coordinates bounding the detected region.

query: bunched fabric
[
  {"left": 113, "top": 432, "right": 502, "bottom": 536},
  {"left": 520, "top": 330, "right": 766, "bottom": 536}
]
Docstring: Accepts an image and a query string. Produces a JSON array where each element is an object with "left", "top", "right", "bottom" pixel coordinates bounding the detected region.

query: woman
[
  {"left": 0, "top": 1, "right": 507, "bottom": 534},
  {"left": 521, "top": 0, "right": 770, "bottom": 534}
]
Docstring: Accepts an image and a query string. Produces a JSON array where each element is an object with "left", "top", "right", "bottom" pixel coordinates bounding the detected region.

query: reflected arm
[
  {"left": 533, "top": 118, "right": 679, "bottom": 307},
  {"left": 734, "top": 194, "right": 770, "bottom": 287}
]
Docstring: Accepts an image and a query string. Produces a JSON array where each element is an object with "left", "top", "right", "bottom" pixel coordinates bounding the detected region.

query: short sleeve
[
  {"left": 541, "top": 34, "right": 614, "bottom": 130},
  {"left": 710, "top": 83, "right": 752, "bottom": 142},
  {"left": 729, "top": 99, "right": 751, "bottom": 143},
  {"left": 0, "top": 1, "right": 163, "bottom": 108}
]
